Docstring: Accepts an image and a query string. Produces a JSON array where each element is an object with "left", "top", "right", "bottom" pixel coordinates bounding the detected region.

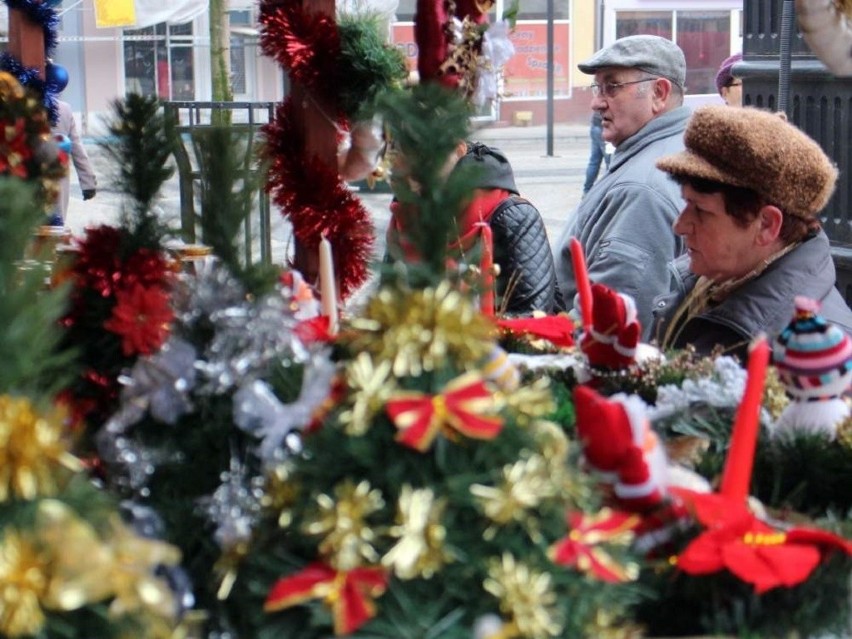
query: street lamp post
[{"left": 545, "top": 0, "right": 554, "bottom": 157}]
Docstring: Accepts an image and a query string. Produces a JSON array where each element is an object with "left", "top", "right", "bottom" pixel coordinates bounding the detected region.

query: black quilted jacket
[{"left": 490, "top": 195, "right": 560, "bottom": 315}]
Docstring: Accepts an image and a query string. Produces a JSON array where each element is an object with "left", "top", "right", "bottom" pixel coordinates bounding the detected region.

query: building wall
[
  {"left": 48, "top": 1, "right": 285, "bottom": 135},
  {"left": 45, "top": 0, "right": 741, "bottom": 132},
  {"left": 497, "top": 0, "right": 742, "bottom": 125}
]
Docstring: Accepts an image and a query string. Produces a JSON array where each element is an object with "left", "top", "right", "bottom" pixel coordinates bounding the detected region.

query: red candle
[
  {"left": 479, "top": 223, "right": 495, "bottom": 316},
  {"left": 719, "top": 336, "right": 770, "bottom": 501},
  {"left": 570, "top": 237, "right": 593, "bottom": 331}
]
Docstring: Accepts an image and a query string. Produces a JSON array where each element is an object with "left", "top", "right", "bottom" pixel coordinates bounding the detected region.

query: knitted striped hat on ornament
[{"left": 772, "top": 296, "right": 852, "bottom": 401}]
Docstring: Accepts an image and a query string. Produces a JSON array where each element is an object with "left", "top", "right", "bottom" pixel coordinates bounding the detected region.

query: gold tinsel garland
[
  {"left": 483, "top": 553, "right": 562, "bottom": 639},
  {"left": 382, "top": 485, "right": 451, "bottom": 580},
  {"left": 0, "top": 395, "right": 80, "bottom": 502},
  {"left": 0, "top": 500, "right": 180, "bottom": 638},
  {"left": 349, "top": 283, "right": 494, "bottom": 378},
  {"left": 340, "top": 354, "right": 397, "bottom": 436},
  {"left": 302, "top": 479, "right": 384, "bottom": 571}
]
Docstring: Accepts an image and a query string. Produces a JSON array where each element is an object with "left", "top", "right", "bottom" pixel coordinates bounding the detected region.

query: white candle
[{"left": 318, "top": 236, "right": 338, "bottom": 335}]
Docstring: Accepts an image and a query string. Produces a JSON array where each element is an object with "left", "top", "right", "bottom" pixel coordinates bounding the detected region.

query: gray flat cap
[{"left": 578, "top": 35, "right": 686, "bottom": 88}]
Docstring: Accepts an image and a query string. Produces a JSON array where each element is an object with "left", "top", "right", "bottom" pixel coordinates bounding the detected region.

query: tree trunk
[{"left": 209, "top": 0, "right": 232, "bottom": 124}]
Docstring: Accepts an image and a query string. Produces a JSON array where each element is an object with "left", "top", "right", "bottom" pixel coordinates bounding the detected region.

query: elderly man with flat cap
[
  {"left": 651, "top": 105, "right": 852, "bottom": 359},
  {"left": 553, "top": 35, "right": 690, "bottom": 336}
]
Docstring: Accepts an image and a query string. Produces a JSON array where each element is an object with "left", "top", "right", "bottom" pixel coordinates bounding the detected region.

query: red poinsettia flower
[
  {"left": 124, "top": 248, "right": 172, "bottom": 288},
  {"left": 73, "top": 226, "right": 125, "bottom": 297},
  {"left": 104, "top": 283, "right": 174, "bottom": 356},
  {"left": 672, "top": 488, "right": 852, "bottom": 594}
]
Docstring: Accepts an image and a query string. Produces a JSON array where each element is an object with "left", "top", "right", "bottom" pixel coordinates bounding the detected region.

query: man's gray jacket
[{"left": 554, "top": 106, "right": 690, "bottom": 337}]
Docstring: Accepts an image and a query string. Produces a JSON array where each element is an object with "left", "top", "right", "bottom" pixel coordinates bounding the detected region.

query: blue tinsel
[{"left": 0, "top": 52, "right": 59, "bottom": 125}]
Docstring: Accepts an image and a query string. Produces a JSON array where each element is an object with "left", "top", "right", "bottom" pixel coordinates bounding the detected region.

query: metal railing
[{"left": 164, "top": 101, "right": 276, "bottom": 264}]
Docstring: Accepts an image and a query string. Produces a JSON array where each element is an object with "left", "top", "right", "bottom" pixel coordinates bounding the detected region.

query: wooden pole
[
  {"left": 291, "top": 0, "right": 338, "bottom": 286},
  {"left": 9, "top": 9, "right": 46, "bottom": 79}
]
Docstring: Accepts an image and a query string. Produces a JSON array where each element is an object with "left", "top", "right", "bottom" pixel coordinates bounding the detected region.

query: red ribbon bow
[
  {"left": 264, "top": 562, "right": 389, "bottom": 635},
  {"left": 385, "top": 373, "right": 503, "bottom": 452},
  {"left": 550, "top": 509, "right": 640, "bottom": 583}
]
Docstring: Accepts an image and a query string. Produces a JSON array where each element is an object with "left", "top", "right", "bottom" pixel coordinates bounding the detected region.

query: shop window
[
  {"left": 230, "top": 9, "right": 254, "bottom": 96},
  {"left": 676, "top": 11, "right": 731, "bottom": 96},
  {"left": 395, "top": 0, "right": 566, "bottom": 22},
  {"left": 123, "top": 23, "right": 195, "bottom": 100},
  {"left": 616, "top": 12, "right": 672, "bottom": 39},
  {"left": 615, "top": 10, "right": 731, "bottom": 96}
]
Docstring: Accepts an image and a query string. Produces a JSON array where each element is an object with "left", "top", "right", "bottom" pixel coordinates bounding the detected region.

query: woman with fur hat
[
  {"left": 386, "top": 140, "right": 559, "bottom": 314},
  {"left": 651, "top": 105, "right": 852, "bottom": 360}
]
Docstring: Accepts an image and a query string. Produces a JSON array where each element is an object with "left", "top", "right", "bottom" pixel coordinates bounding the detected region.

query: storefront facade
[
  {"left": 2, "top": 0, "right": 743, "bottom": 131},
  {"left": 393, "top": 0, "right": 743, "bottom": 125}
]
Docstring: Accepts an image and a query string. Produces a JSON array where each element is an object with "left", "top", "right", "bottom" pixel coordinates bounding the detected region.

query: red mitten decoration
[
  {"left": 580, "top": 283, "right": 641, "bottom": 372},
  {"left": 573, "top": 386, "right": 667, "bottom": 511}
]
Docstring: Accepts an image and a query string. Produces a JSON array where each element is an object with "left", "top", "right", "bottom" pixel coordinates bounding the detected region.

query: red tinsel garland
[
  {"left": 258, "top": 1, "right": 341, "bottom": 106},
  {"left": 262, "top": 98, "right": 374, "bottom": 299},
  {"left": 259, "top": 0, "right": 374, "bottom": 300}
]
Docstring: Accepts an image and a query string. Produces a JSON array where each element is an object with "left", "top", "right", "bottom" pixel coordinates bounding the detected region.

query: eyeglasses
[{"left": 589, "top": 78, "right": 657, "bottom": 98}]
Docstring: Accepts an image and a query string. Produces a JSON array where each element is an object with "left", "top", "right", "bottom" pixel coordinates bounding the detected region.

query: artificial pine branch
[
  {"left": 376, "top": 83, "right": 479, "bottom": 285},
  {"left": 0, "top": 178, "right": 74, "bottom": 395},
  {"left": 192, "top": 125, "right": 280, "bottom": 296},
  {"left": 98, "top": 93, "right": 176, "bottom": 225},
  {"left": 337, "top": 14, "right": 408, "bottom": 120}
]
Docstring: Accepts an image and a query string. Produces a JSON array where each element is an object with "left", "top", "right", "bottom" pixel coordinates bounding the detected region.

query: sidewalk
[{"left": 66, "top": 124, "right": 592, "bottom": 265}]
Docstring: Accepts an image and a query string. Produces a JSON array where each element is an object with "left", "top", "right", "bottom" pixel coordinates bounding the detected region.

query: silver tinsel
[
  {"left": 649, "top": 355, "right": 771, "bottom": 424},
  {"left": 172, "top": 261, "right": 248, "bottom": 328},
  {"left": 118, "top": 336, "right": 198, "bottom": 425},
  {"left": 197, "top": 455, "right": 265, "bottom": 549},
  {"left": 98, "top": 258, "right": 337, "bottom": 521},
  {"left": 233, "top": 352, "right": 336, "bottom": 467},
  {"left": 196, "top": 292, "right": 309, "bottom": 394},
  {"left": 95, "top": 429, "right": 174, "bottom": 494}
]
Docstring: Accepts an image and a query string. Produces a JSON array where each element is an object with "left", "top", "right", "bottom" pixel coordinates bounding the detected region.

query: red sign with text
[{"left": 391, "top": 20, "right": 572, "bottom": 101}]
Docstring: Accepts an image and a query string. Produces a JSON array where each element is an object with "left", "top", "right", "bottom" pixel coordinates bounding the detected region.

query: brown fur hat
[{"left": 656, "top": 105, "right": 837, "bottom": 218}]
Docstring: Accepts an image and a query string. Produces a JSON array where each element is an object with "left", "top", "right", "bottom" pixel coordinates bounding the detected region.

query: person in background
[
  {"left": 582, "top": 111, "right": 611, "bottom": 195},
  {"left": 652, "top": 105, "right": 852, "bottom": 360},
  {"left": 386, "top": 141, "right": 559, "bottom": 315},
  {"left": 553, "top": 35, "right": 689, "bottom": 336},
  {"left": 715, "top": 52, "right": 743, "bottom": 106},
  {"left": 50, "top": 100, "right": 97, "bottom": 225}
]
